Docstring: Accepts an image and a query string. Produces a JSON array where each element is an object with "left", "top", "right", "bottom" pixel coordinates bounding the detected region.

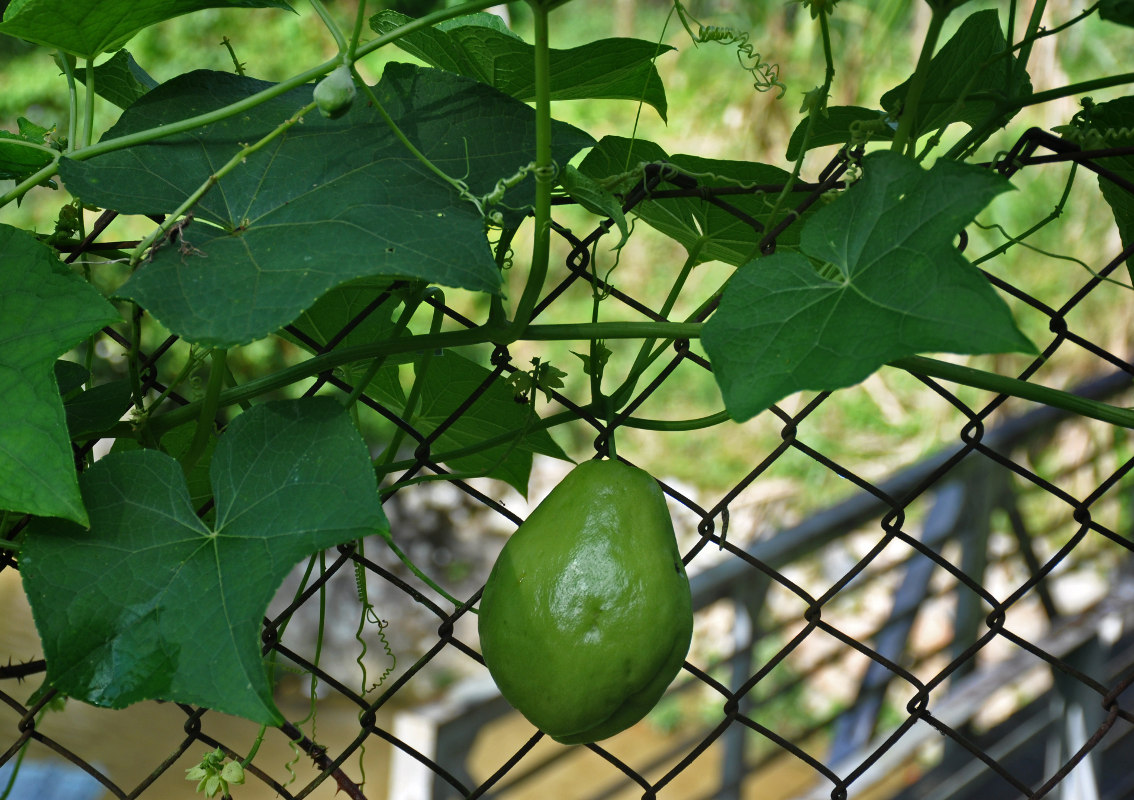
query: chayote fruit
[
  {"left": 313, "top": 65, "right": 356, "bottom": 119},
  {"left": 478, "top": 459, "right": 693, "bottom": 745}
]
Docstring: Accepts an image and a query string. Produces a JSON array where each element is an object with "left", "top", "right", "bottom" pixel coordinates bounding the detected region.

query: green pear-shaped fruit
[{"left": 478, "top": 459, "right": 693, "bottom": 745}]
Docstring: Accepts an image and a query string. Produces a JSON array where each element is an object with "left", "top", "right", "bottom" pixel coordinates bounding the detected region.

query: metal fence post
[{"left": 719, "top": 576, "right": 771, "bottom": 800}]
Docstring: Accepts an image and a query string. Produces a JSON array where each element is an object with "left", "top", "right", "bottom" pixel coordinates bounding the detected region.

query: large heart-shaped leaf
[
  {"left": 0, "top": 0, "right": 293, "bottom": 58},
  {"left": 371, "top": 10, "right": 673, "bottom": 120},
  {"left": 0, "top": 224, "right": 119, "bottom": 525},
  {"left": 60, "top": 65, "right": 594, "bottom": 347},
  {"left": 20, "top": 398, "right": 387, "bottom": 723},
  {"left": 702, "top": 152, "right": 1035, "bottom": 421}
]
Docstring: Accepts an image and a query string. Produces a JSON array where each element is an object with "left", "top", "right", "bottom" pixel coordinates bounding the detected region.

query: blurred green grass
[{"left": 1, "top": 0, "right": 1131, "bottom": 507}]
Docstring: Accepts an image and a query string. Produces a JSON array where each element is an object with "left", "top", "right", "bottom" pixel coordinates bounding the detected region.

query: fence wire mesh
[{"left": 2, "top": 128, "right": 1134, "bottom": 800}]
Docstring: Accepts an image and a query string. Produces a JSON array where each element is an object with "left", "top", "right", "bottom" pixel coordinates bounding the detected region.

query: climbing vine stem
[
  {"left": 125, "top": 318, "right": 1134, "bottom": 451},
  {"left": 890, "top": 4, "right": 950, "bottom": 156},
  {"left": 511, "top": 0, "right": 554, "bottom": 331},
  {"left": 182, "top": 348, "right": 228, "bottom": 473}
]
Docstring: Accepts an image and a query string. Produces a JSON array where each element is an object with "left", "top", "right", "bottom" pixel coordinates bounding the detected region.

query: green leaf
[
  {"left": 53, "top": 360, "right": 90, "bottom": 397},
  {"left": 1075, "top": 97, "right": 1134, "bottom": 277},
  {"left": 579, "top": 136, "right": 814, "bottom": 265},
  {"left": 557, "top": 165, "right": 630, "bottom": 249},
  {"left": 371, "top": 10, "right": 673, "bottom": 121},
  {"left": 114, "top": 421, "right": 218, "bottom": 514},
  {"left": 702, "top": 151, "right": 1035, "bottom": 421},
  {"left": 61, "top": 65, "right": 593, "bottom": 346},
  {"left": 0, "top": 0, "right": 293, "bottom": 58},
  {"left": 572, "top": 344, "right": 611, "bottom": 378},
  {"left": 281, "top": 276, "right": 410, "bottom": 408},
  {"left": 881, "top": 9, "right": 1031, "bottom": 140},
  {"left": 0, "top": 224, "right": 119, "bottom": 525},
  {"left": 0, "top": 117, "right": 58, "bottom": 182},
  {"left": 1100, "top": 0, "right": 1134, "bottom": 26},
  {"left": 413, "top": 351, "right": 568, "bottom": 496},
  {"left": 76, "top": 50, "right": 158, "bottom": 109},
  {"left": 63, "top": 379, "right": 133, "bottom": 439},
  {"left": 785, "top": 106, "right": 895, "bottom": 161},
  {"left": 20, "top": 397, "right": 387, "bottom": 723}
]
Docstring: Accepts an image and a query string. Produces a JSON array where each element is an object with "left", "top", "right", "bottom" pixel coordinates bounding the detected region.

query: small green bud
[{"left": 314, "top": 66, "right": 356, "bottom": 119}]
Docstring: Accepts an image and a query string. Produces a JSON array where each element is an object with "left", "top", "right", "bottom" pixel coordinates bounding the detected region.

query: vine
[
  {"left": 0, "top": 0, "right": 1132, "bottom": 794},
  {"left": 672, "top": 0, "right": 786, "bottom": 97}
]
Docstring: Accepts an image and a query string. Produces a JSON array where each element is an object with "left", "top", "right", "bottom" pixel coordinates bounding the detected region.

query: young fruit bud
[{"left": 313, "top": 65, "right": 356, "bottom": 119}]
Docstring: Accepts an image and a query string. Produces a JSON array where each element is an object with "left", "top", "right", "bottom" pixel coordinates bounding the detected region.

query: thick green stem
[
  {"left": 182, "top": 349, "right": 228, "bottom": 471},
  {"left": 59, "top": 53, "right": 79, "bottom": 151},
  {"left": 1007, "top": 73, "right": 1134, "bottom": 111},
  {"left": 241, "top": 725, "right": 267, "bottom": 768},
  {"left": 890, "top": 6, "right": 949, "bottom": 155},
  {"left": 348, "top": 0, "right": 368, "bottom": 58},
  {"left": 309, "top": 0, "right": 348, "bottom": 54},
  {"left": 81, "top": 58, "right": 96, "bottom": 150},
  {"left": 373, "top": 291, "right": 443, "bottom": 465},
  {"left": 140, "top": 322, "right": 702, "bottom": 437},
  {"left": 125, "top": 328, "right": 1134, "bottom": 445},
  {"left": 511, "top": 2, "right": 554, "bottom": 331},
  {"left": 944, "top": 71, "right": 1134, "bottom": 161},
  {"left": 1012, "top": 0, "right": 1048, "bottom": 75},
  {"left": 891, "top": 356, "right": 1134, "bottom": 428}
]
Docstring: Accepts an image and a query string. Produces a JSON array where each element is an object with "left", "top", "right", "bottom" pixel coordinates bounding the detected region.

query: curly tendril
[
  {"left": 479, "top": 160, "right": 558, "bottom": 229},
  {"left": 1053, "top": 97, "right": 1134, "bottom": 150},
  {"left": 673, "top": 1, "right": 785, "bottom": 98},
  {"left": 697, "top": 25, "right": 786, "bottom": 97},
  {"left": 366, "top": 618, "right": 397, "bottom": 694},
  {"left": 1052, "top": 123, "right": 1134, "bottom": 149}
]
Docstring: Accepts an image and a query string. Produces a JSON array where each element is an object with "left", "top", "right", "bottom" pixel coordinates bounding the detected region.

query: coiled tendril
[
  {"left": 673, "top": 1, "right": 786, "bottom": 98},
  {"left": 1053, "top": 98, "right": 1134, "bottom": 150}
]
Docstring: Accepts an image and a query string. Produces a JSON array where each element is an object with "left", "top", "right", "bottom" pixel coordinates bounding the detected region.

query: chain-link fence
[{"left": 2, "top": 128, "right": 1133, "bottom": 800}]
